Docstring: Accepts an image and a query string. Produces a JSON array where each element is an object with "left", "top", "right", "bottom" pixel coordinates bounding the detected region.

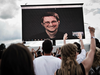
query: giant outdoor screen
[{"left": 21, "top": 3, "right": 85, "bottom": 41}]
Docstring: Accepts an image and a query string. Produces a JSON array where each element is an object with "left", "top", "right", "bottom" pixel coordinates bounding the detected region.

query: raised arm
[
  {"left": 32, "top": 48, "right": 38, "bottom": 58},
  {"left": 82, "top": 26, "right": 96, "bottom": 75},
  {"left": 76, "top": 32, "right": 86, "bottom": 64},
  {"left": 77, "top": 32, "right": 85, "bottom": 49},
  {"left": 36, "top": 46, "right": 40, "bottom": 52},
  {"left": 56, "top": 48, "right": 59, "bottom": 54},
  {"left": 63, "top": 33, "right": 68, "bottom": 45}
]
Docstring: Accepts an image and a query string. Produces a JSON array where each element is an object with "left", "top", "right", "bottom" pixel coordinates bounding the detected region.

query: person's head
[
  {"left": 74, "top": 42, "right": 81, "bottom": 54},
  {"left": 0, "top": 43, "right": 6, "bottom": 70},
  {"left": 22, "top": 41, "right": 26, "bottom": 44},
  {"left": 95, "top": 38, "right": 100, "bottom": 48},
  {"left": 0, "top": 43, "right": 6, "bottom": 59},
  {"left": 41, "top": 12, "right": 60, "bottom": 33},
  {"left": 0, "top": 43, "right": 6, "bottom": 50},
  {"left": 59, "top": 47, "right": 61, "bottom": 50},
  {"left": 1, "top": 43, "right": 35, "bottom": 75},
  {"left": 95, "top": 38, "right": 99, "bottom": 45},
  {"left": 61, "top": 43, "right": 77, "bottom": 62},
  {"left": 92, "top": 47, "right": 100, "bottom": 68},
  {"left": 53, "top": 52, "right": 56, "bottom": 56},
  {"left": 58, "top": 43, "right": 83, "bottom": 75},
  {"left": 37, "top": 51, "right": 42, "bottom": 57},
  {"left": 42, "top": 39, "right": 53, "bottom": 54}
]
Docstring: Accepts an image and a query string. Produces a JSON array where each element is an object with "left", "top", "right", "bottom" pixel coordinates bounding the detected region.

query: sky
[{"left": 0, "top": 0, "right": 100, "bottom": 47}]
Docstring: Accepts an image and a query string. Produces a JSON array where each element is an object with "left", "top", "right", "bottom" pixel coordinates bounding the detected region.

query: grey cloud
[
  {"left": 0, "top": 0, "right": 18, "bottom": 6},
  {"left": 0, "top": 0, "right": 20, "bottom": 19},
  {"left": 84, "top": 8, "right": 100, "bottom": 15},
  {"left": 56, "top": 0, "right": 62, "bottom": 2},
  {"left": 0, "top": 21, "right": 21, "bottom": 41},
  {"left": 83, "top": 1, "right": 100, "bottom": 15},
  {"left": 91, "top": 0, "right": 100, "bottom": 3},
  {"left": 93, "top": 8, "right": 100, "bottom": 15},
  {"left": 84, "top": 8, "right": 95, "bottom": 15}
]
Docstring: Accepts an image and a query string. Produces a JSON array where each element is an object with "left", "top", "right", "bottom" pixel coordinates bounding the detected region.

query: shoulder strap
[
  {"left": 56, "top": 69, "right": 59, "bottom": 75},
  {"left": 80, "top": 63, "right": 85, "bottom": 75}
]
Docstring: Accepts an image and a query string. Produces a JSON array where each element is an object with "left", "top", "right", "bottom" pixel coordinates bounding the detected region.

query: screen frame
[{"left": 21, "top": 3, "right": 85, "bottom": 41}]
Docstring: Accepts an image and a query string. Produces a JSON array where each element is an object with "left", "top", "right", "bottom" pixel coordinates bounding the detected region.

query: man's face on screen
[{"left": 42, "top": 16, "right": 60, "bottom": 33}]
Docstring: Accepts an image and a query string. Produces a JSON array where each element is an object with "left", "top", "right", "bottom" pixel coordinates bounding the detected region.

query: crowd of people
[{"left": 0, "top": 26, "right": 100, "bottom": 75}]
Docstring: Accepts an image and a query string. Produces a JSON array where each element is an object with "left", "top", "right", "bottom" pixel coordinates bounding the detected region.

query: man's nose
[{"left": 49, "top": 22, "right": 53, "bottom": 26}]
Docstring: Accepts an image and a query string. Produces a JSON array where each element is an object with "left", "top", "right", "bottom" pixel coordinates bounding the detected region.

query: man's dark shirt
[{"left": 30, "top": 31, "right": 65, "bottom": 40}]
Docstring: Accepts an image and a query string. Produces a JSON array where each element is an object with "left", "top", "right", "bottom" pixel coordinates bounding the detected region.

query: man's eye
[
  {"left": 52, "top": 21, "right": 57, "bottom": 23},
  {"left": 45, "top": 22, "right": 50, "bottom": 24}
]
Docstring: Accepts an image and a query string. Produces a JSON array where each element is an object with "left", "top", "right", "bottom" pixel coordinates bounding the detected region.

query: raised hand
[
  {"left": 77, "top": 32, "right": 82, "bottom": 39},
  {"left": 88, "top": 26, "right": 95, "bottom": 36},
  {"left": 63, "top": 33, "right": 68, "bottom": 44},
  {"left": 63, "top": 33, "right": 68, "bottom": 40}
]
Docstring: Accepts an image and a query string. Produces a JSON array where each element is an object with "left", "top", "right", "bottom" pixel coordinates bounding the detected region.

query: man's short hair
[
  {"left": 41, "top": 12, "right": 60, "bottom": 23},
  {"left": 0, "top": 43, "right": 6, "bottom": 50},
  {"left": 74, "top": 42, "right": 81, "bottom": 54},
  {"left": 42, "top": 39, "right": 53, "bottom": 53},
  {"left": 95, "top": 38, "right": 100, "bottom": 48}
]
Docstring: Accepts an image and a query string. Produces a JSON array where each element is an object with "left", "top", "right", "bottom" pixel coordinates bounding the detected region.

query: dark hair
[
  {"left": 0, "top": 51, "right": 3, "bottom": 59},
  {"left": 22, "top": 41, "right": 26, "bottom": 44},
  {"left": 0, "top": 43, "right": 6, "bottom": 50},
  {"left": 59, "top": 47, "right": 61, "bottom": 50},
  {"left": 1, "top": 43, "right": 35, "bottom": 75},
  {"left": 95, "top": 38, "right": 99, "bottom": 45},
  {"left": 42, "top": 39, "right": 53, "bottom": 53},
  {"left": 37, "top": 51, "right": 42, "bottom": 57},
  {"left": 0, "top": 43, "right": 6, "bottom": 59},
  {"left": 74, "top": 42, "right": 81, "bottom": 54},
  {"left": 53, "top": 52, "right": 56, "bottom": 56},
  {"left": 95, "top": 38, "right": 100, "bottom": 48},
  {"left": 41, "top": 12, "right": 60, "bottom": 23},
  {"left": 37, "top": 51, "right": 41, "bottom": 55}
]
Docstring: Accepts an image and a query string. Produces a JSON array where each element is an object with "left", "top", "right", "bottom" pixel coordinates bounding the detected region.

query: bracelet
[
  {"left": 91, "top": 36, "right": 95, "bottom": 39},
  {"left": 79, "top": 39, "right": 82, "bottom": 41}
]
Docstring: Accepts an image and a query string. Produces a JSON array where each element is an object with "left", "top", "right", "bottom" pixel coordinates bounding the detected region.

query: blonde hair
[
  {"left": 92, "top": 47, "right": 100, "bottom": 68},
  {"left": 57, "top": 43, "right": 84, "bottom": 75}
]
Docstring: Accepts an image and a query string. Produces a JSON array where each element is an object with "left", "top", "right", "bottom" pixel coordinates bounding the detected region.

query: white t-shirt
[
  {"left": 33, "top": 55, "right": 61, "bottom": 75},
  {"left": 76, "top": 49, "right": 86, "bottom": 64}
]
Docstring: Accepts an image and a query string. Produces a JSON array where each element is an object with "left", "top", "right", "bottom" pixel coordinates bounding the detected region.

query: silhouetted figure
[{"left": 1, "top": 43, "right": 35, "bottom": 75}]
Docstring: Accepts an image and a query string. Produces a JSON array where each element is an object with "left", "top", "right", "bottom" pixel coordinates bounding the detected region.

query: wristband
[
  {"left": 91, "top": 36, "right": 95, "bottom": 39},
  {"left": 79, "top": 39, "right": 82, "bottom": 41}
]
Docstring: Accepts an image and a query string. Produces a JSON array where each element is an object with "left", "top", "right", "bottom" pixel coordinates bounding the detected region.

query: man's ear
[
  {"left": 41, "top": 23, "right": 44, "bottom": 26},
  {"left": 58, "top": 20, "right": 60, "bottom": 25},
  {"left": 51, "top": 47, "right": 53, "bottom": 51}
]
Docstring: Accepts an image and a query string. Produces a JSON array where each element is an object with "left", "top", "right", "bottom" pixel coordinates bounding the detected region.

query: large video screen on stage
[{"left": 21, "top": 3, "right": 85, "bottom": 41}]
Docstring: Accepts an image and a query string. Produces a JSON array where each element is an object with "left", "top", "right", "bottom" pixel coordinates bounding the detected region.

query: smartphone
[{"left": 72, "top": 31, "right": 83, "bottom": 37}]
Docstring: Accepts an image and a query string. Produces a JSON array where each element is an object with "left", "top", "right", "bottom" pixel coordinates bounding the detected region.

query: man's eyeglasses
[{"left": 43, "top": 21, "right": 57, "bottom": 25}]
